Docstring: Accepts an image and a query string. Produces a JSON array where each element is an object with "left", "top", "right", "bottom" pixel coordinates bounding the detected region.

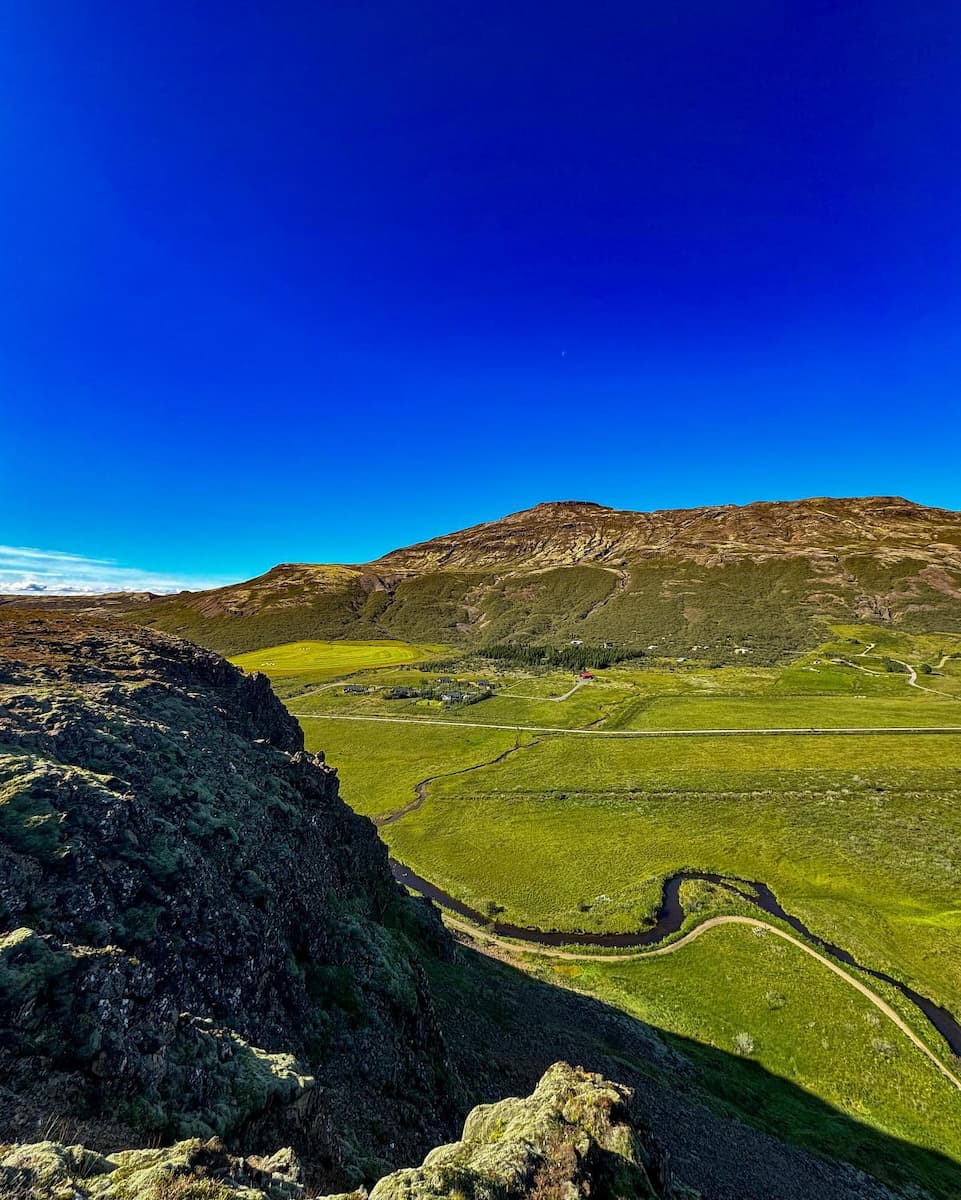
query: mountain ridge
[
  {"left": 242, "top": 496, "right": 955, "bottom": 574},
  {"left": 137, "top": 495, "right": 961, "bottom": 658},
  {"left": 4, "top": 496, "right": 960, "bottom": 660}
]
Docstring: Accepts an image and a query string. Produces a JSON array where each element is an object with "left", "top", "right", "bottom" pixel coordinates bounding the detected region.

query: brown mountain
[
  {"left": 375, "top": 495, "right": 961, "bottom": 570},
  {"left": 7, "top": 496, "right": 961, "bottom": 660}
]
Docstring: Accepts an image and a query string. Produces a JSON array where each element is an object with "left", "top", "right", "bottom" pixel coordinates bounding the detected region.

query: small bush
[{"left": 732, "top": 1031, "right": 756, "bottom": 1055}]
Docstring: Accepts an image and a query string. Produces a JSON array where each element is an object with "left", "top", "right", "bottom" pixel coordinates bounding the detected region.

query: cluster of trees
[{"left": 480, "top": 642, "right": 644, "bottom": 671}]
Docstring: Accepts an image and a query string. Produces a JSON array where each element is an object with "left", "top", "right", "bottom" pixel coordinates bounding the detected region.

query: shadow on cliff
[{"left": 424, "top": 936, "right": 961, "bottom": 1200}]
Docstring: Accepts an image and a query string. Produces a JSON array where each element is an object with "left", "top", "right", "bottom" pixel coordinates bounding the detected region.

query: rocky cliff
[{"left": 0, "top": 611, "right": 453, "bottom": 1188}]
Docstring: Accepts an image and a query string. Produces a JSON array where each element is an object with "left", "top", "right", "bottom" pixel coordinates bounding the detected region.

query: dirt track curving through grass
[
  {"left": 497, "top": 678, "right": 590, "bottom": 702},
  {"left": 378, "top": 739, "right": 961, "bottom": 1093},
  {"left": 891, "top": 658, "right": 960, "bottom": 699},
  {"left": 835, "top": 655, "right": 959, "bottom": 701},
  {"left": 375, "top": 737, "right": 538, "bottom": 828},
  {"left": 446, "top": 911, "right": 961, "bottom": 1093}
]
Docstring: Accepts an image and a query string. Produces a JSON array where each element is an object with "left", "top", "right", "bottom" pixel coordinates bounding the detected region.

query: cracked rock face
[{"left": 0, "top": 611, "right": 453, "bottom": 1189}]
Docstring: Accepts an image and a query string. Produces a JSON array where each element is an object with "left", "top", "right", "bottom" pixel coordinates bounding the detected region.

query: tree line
[{"left": 479, "top": 642, "right": 645, "bottom": 671}]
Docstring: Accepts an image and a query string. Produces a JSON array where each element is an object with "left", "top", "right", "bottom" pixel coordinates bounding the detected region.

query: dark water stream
[{"left": 390, "top": 859, "right": 961, "bottom": 1059}]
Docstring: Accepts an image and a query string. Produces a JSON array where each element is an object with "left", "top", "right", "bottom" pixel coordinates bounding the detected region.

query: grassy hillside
[
  {"left": 573, "top": 924, "right": 961, "bottom": 1183},
  {"left": 114, "top": 496, "right": 961, "bottom": 659}
]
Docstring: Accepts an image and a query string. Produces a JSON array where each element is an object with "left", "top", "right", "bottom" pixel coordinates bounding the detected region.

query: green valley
[
  {"left": 9, "top": 497, "right": 961, "bottom": 1195},
  {"left": 229, "top": 619, "right": 961, "bottom": 1184}
]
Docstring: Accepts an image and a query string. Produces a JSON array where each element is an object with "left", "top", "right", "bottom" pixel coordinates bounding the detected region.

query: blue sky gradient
[{"left": 2, "top": 2, "right": 959, "bottom": 590}]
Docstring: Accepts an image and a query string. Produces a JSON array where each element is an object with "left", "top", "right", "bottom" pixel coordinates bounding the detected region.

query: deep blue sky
[{"left": 2, "top": 2, "right": 959, "bottom": 590}]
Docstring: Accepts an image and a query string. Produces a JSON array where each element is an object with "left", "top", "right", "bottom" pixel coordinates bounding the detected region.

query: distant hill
[{"left": 9, "top": 496, "right": 961, "bottom": 659}]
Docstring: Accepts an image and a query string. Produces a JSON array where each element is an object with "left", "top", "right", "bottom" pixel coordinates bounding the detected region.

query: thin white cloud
[
  {"left": 0, "top": 545, "right": 233, "bottom": 596},
  {"left": 0, "top": 544, "right": 117, "bottom": 565}
]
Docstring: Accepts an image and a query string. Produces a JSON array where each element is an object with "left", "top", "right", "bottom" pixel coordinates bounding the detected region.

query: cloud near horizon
[{"left": 0, "top": 545, "right": 234, "bottom": 596}]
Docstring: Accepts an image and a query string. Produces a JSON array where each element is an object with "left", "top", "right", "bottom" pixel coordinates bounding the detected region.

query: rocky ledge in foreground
[
  {"left": 0, "top": 1063, "right": 691, "bottom": 1199},
  {"left": 0, "top": 611, "right": 453, "bottom": 1187}
]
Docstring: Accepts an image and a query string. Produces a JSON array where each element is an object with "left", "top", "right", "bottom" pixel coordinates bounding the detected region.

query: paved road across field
[{"left": 290, "top": 712, "right": 961, "bottom": 737}]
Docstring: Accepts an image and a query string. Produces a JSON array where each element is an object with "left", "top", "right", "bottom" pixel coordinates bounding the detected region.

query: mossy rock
[{"left": 367, "top": 1062, "right": 690, "bottom": 1200}]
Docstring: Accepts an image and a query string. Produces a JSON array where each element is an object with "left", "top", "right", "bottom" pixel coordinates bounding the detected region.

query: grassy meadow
[
  {"left": 566, "top": 923, "right": 961, "bottom": 1188},
  {"left": 230, "top": 638, "right": 448, "bottom": 695},
  {"left": 233, "top": 625, "right": 961, "bottom": 1173},
  {"left": 304, "top": 718, "right": 523, "bottom": 820},
  {"left": 389, "top": 762, "right": 961, "bottom": 1008}
]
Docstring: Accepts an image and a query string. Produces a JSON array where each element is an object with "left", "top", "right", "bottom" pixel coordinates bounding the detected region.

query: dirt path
[
  {"left": 891, "top": 658, "right": 959, "bottom": 699},
  {"left": 498, "top": 678, "right": 589, "bottom": 702},
  {"left": 836, "top": 656, "right": 959, "bottom": 701},
  {"left": 284, "top": 678, "right": 354, "bottom": 702},
  {"left": 293, "top": 712, "right": 961, "bottom": 737},
  {"left": 446, "top": 912, "right": 961, "bottom": 1094}
]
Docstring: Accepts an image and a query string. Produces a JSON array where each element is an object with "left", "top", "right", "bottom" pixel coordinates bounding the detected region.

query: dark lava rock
[{"left": 0, "top": 611, "right": 453, "bottom": 1188}]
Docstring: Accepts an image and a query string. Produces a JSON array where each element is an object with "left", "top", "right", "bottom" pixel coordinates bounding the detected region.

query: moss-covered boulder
[
  {"left": 0, "top": 1135, "right": 305, "bottom": 1199},
  {"left": 368, "top": 1062, "right": 693, "bottom": 1200}
]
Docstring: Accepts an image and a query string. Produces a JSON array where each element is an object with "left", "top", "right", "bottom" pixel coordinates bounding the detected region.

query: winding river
[{"left": 389, "top": 859, "right": 961, "bottom": 1059}]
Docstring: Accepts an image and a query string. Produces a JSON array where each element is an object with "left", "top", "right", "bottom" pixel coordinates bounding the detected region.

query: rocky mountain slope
[
  {"left": 89, "top": 496, "right": 961, "bottom": 660},
  {"left": 374, "top": 496, "right": 961, "bottom": 570},
  {"left": 0, "top": 611, "right": 455, "bottom": 1187}
]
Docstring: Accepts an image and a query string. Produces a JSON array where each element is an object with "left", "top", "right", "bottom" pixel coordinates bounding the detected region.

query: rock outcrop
[
  {"left": 0, "top": 1064, "right": 691, "bottom": 1199},
  {"left": 0, "top": 611, "right": 452, "bottom": 1188},
  {"left": 367, "top": 1062, "right": 692, "bottom": 1200}
]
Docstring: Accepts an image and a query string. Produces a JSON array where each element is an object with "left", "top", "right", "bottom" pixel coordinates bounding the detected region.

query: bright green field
[
  {"left": 230, "top": 638, "right": 447, "bottom": 692},
  {"left": 242, "top": 625, "right": 961, "bottom": 1176},
  {"left": 293, "top": 679, "right": 618, "bottom": 729},
  {"left": 620, "top": 693, "right": 961, "bottom": 729},
  {"left": 390, "top": 758, "right": 961, "bottom": 1007},
  {"left": 303, "top": 717, "right": 522, "bottom": 819}
]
